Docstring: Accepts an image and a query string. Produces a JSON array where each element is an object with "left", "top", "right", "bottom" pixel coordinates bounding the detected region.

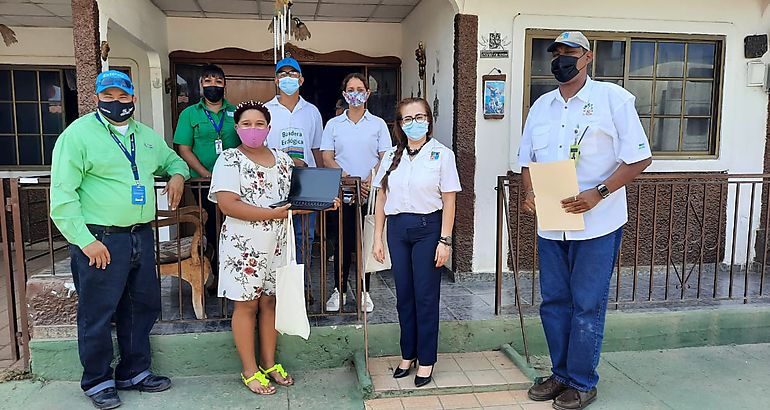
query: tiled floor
[
  {"left": 369, "top": 351, "right": 530, "bottom": 395},
  {"left": 365, "top": 390, "right": 547, "bottom": 409}
]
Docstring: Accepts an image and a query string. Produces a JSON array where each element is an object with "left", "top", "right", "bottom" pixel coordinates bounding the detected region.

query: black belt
[{"left": 87, "top": 222, "right": 150, "bottom": 234}]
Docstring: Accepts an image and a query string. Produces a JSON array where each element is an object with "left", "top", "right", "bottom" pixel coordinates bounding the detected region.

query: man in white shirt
[
  {"left": 265, "top": 57, "right": 324, "bottom": 282},
  {"left": 517, "top": 32, "right": 652, "bottom": 410}
]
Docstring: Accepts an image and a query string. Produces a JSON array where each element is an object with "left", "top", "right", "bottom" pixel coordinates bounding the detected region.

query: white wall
[
  {"left": 459, "top": 0, "right": 770, "bottom": 271},
  {"left": 166, "top": 18, "right": 402, "bottom": 57},
  {"left": 400, "top": 0, "right": 456, "bottom": 147}
]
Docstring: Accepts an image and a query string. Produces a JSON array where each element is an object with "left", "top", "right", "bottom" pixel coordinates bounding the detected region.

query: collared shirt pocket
[{"left": 531, "top": 125, "right": 550, "bottom": 162}]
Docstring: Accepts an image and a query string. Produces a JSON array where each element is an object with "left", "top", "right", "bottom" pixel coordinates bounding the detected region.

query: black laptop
[{"left": 271, "top": 167, "right": 342, "bottom": 211}]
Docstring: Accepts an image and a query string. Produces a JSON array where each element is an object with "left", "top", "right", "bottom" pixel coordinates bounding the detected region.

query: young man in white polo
[
  {"left": 265, "top": 57, "right": 324, "bottom": 287},
  {"left": 518, "top": 32, "right": 652, "bottom": 410}
]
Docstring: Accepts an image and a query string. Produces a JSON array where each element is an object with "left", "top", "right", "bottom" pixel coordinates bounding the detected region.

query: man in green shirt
[
  {"left": 50, "top": 70, "right": 190, "bottom": 409},
  {"left": 173, "top": 64, "right": 239, "bottom": 280}
]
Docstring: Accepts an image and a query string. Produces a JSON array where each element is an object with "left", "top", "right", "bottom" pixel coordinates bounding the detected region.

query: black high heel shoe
[
  {"left": 392, "top": 359, "right": 417, "bottom": 379},
  {"left": 414, "top": 365, "right": 434, "bottom": 387}
]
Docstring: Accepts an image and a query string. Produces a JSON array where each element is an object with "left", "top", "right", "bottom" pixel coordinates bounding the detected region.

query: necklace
[{"left": 407, "top": 138, "right": 430, "bottom": 156}]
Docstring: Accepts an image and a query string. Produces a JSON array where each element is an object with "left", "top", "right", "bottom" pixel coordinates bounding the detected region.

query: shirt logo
[
  {"left": 226, "top": 111, "right": 234, "bottom": 117},
  {"left": 582, "top": 103, "right": 594, "bottom": 116},
  {"left": 430, "top": 151, "right": 440, "bottom": 160},
  {"left": 638, "top": 143, "right": 647, "bottom": 150},
  {"left": 144, "top": 143, "right": 154, "bottom": 149}
]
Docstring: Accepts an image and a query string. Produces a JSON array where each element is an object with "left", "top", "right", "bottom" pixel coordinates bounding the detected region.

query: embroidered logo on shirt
[
  {"left": 226, "top": 111, "right": 234, "bottom": 117},
  {"left": 430, "top": 151, "right": 440, "bottom": 160},
  {"left": 638, "top": 143, "right": 646, "bottom": 150},
  {"left": 144, "top": 143, "right": 154, "bottom": 149},
  {"left": 582, "top": 103, "right": 594, "bottom": 116}
]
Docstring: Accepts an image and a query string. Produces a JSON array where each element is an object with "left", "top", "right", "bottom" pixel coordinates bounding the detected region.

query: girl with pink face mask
[{"left": 207, "top": 100, "right": 299, "bottom": 395}]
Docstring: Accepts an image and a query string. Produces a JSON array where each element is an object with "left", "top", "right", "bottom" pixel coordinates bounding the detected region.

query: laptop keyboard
[{"left": 293, "top": 200, "right": 331, "bottom": 208}]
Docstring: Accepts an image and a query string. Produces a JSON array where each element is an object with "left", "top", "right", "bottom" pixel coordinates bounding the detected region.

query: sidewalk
[{"left": 1, "top": 343, "right": 769, "bottom": 409}]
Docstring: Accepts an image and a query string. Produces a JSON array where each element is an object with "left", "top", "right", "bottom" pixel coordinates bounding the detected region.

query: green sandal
[
  {"left": 260, "top": 364, "right": 294, "bottom": 386},
  {"left": 241, "top": 371, "right": 276, "bottom": 395}
]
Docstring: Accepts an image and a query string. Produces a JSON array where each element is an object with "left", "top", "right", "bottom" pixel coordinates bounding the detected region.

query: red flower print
[
  {"left": 248, "top": 258, "right": 258, "bottom": 267},
  {"left": 244, "top": 266, "right": 255, "bottom": 275}
]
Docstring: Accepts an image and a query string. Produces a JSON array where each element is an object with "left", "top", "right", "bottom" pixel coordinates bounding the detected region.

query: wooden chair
[{"left": 152, "top": 206, "right": 212, "bottom": 319}]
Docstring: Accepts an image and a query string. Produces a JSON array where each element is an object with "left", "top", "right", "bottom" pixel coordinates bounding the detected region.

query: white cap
[{"left": 547, "top": 31, "right": 591, "bottom": 52}]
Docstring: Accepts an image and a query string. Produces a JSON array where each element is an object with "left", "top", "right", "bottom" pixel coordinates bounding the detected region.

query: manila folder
[{"left": 529, "top": 160, "right": 585, "bottom": 231}]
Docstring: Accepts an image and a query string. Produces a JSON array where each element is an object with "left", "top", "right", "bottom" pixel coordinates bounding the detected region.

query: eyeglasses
[
  {"left": 400, "top": 113, "right": 429, "bottom": 126},
  {"left": 276, "top": 70, "right": 301, "bottom": 79}
]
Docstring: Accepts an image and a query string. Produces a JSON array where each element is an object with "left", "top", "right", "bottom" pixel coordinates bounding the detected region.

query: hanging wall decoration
[
  {"left": 482, "top": 71, "right": 506, "bottom": 119},
  {"left": 268, "top": 1, "right": 311, "bottom": 62}
]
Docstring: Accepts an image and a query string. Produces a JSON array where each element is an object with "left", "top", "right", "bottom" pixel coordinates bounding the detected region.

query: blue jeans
[
  {"left": 387, "top": 211, "right": 442, "bottom": 365},
  {"left": 537, "top": 228, "right": 622, "bottom": 392},
  {"left": 69, "top": 224, "right": 160, "bottom": 396}
]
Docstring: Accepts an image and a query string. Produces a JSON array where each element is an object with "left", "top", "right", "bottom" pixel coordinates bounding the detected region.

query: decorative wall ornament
[
  {"left": 0, "top": 24, "right": 18, "bottom": 47},
  {"left": 100, "top": 41, "right": 110, "bottom": 61},
  {"left": 482, "top": 73, "right": 506, "bottom": 119},
  {"left": 415, "top": 41, "right": 427, "bottom": 98},
  {"left": 479, "top": 32, "right": 510, "bottom": 59}
]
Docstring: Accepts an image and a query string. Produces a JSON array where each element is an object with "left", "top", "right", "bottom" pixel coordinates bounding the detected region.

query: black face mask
[
  {"left": 203, "top": 86, "right": 225, "bottom": 103},
  {"left": 551, "top": 54, "right": 584, "bottom": 83},
  {"left": 98, "top": 100, "right": 135, "bottom": 123}
]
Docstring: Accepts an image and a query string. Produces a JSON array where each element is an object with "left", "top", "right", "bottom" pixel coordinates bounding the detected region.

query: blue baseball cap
[
  {"left": 275, "top": 57, "right": 302, "bottom": 75},
  {"left": 95, "top": 70, "right": 134, "bottom": 95}
]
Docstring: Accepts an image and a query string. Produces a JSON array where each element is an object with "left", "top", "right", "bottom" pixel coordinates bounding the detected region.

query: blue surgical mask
[
  {"left": 278, "top": 77, "right": 300, "bottom": 95},
  {"left": 401, "top": 121, "right": 429, "bottom": 141}
]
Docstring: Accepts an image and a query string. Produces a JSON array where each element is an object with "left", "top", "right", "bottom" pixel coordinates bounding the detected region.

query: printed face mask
[
  {"left": 401, "top": 121, "right": 429, "bottom": 141},
  {"left": 343, "top": 91, "right": 369, "bottom": 107},
  {"left": 98, "top": 100, "right": 135, "bottom": 123},
  {"left": 551, "top": 54, "right": 584, "bottom": 83},
  {"left": 203, "top": 86, "right": 224, "bottom": 102},
  {"left": 236, "top": 127, "right": 270, "bottom": 148},
  {"left": 278, "top": 77, "right": 300, "bottom": 96}
]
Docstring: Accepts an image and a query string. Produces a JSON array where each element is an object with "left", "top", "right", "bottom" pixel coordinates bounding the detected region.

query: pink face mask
[{"left": 236, "top": 127, "right": 269, "bottom": 148}]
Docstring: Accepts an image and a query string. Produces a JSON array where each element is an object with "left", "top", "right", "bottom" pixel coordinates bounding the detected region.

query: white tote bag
[
  {"left": 275, "top": 211, "right": 311, "bottom": 340},
  {"left": 363, "top": 170, "right": 392, "bottom": 273}
]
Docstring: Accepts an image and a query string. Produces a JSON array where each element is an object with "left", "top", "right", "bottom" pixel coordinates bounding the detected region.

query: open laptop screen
[{"left": 289, "top": 167, "right": 342, "bottom": 201}]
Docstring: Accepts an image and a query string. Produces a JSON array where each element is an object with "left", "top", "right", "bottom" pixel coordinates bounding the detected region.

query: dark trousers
[
  {"left": 332, "top": 203, "right": 370, "bottom": 293},
  {"left": 537, "top": 228, "right": 623, "bottom": 392},
  {"left": 69, "top": 224, "right": 160, "bottom": 396},
  {"left": 387, "top": 211, "right": 442, "bottom": 365}
]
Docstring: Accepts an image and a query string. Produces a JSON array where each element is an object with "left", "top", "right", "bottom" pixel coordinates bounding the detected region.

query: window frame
[{"left": 523, "top": 29, "right": 726, "bottom": 159}]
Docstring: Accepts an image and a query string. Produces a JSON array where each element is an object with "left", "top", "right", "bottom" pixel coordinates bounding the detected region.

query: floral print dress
[{"left": 208, "top": 148, "right": 293, "bottom": 301}]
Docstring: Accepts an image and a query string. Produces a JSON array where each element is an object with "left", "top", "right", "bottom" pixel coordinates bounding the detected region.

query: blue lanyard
[
  {"left": 95, "top": 113, "right": 140, "bottom": 184},
  {"left": 204, "top": 109, "right": 224, "bottom": 137}
]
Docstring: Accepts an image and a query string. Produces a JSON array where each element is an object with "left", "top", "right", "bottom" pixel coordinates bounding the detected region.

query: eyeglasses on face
[
  {"left": 400, "top": 113, "right": 429, "bottom": 126},
  {"left": 276, "top": 70, "right": 301, "bottom": 79}
]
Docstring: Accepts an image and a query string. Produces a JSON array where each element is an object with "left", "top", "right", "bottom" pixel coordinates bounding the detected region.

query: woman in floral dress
[{"left": 208, "top": 100, "right": 296, "bottom": 395}]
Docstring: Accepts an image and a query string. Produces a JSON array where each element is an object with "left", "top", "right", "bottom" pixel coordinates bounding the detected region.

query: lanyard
[
  {"left": 569, "top": 126, "right": 590, "bottom": 162},
  {"left": 95, "top": 113, "right": 140, "bottom": 184},
  {"left": 204, "top": 109, "right": 224, "bottom": 138}
]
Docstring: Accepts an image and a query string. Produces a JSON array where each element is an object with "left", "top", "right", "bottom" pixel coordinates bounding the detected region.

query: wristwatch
[
  {"left": 596, "top": 183, "right": 611, "bottom": 199},
  {"left": 439, "top": 236, "right": 453, "bottom": 246}
]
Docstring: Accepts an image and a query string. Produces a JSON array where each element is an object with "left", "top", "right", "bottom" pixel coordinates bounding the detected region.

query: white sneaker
[
  {"left": 362, "top": 292, "right": 374, "bottom": 313},
  {"left": 326, "top": 288, "right": 347, "bottom": 312}
]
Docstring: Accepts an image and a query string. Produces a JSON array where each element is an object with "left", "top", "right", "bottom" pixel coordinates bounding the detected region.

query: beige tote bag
[{"left": 363, "top": 170, "right": 391, "bottom": 273}]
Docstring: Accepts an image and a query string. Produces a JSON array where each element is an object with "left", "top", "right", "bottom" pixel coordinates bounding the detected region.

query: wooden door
[{"left": 220, "top": 64, "right": 276, "bottom": 105}]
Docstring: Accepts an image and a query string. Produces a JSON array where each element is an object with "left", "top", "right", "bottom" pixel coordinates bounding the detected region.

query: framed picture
[{"left": 482, "top": 74, "right": 506, "bottom": 119}]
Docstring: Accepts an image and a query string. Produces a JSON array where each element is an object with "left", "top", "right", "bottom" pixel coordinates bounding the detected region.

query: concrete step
[
  {"left": 366, "top": 350, "right": 533, "bottom": 399},
  {"left": 365, "top": 390, "right": 547, "bottom": 410}
]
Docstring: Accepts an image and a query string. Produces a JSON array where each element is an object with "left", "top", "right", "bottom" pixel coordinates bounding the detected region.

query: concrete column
[
  {"left": 452, "top": 14, "right": 478, "bottom": 274},
  {"left": 71, "top": 0, "right": 101, "bottom": 114}
]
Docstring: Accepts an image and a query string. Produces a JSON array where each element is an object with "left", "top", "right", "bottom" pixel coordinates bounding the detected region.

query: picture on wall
[{"left": 482, "top": 74, "right": 506, "bottom": 119}]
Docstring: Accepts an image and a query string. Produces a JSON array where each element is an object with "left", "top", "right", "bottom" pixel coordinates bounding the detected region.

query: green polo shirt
[
  {"left": 173, "top": 98, "right": 240, "bottom": 177},
  {"left": 50, "top": 113, "right": 191, "bottom": 249}
]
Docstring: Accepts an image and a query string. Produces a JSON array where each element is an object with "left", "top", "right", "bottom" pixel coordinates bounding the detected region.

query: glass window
[
  {"left": 0, "top": 67, "right": 80, "bottom": 167},
  {"left": 366, "top": 68, "right": 399, "bottom": 123},
  {"left": 525, "top": 32, "right": 723, "bottom": 157}
]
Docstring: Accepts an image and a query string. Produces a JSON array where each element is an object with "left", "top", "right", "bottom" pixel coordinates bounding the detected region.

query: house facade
[{"left": 1, "top": 0, "right": 769, "bottom": 274}]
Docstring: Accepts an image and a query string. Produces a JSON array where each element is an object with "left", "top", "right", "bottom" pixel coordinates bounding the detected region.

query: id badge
[
  {"left": 569, "top": 144, "right": 580, "bottom": 163},
  {"left": 214, "top": 139, "right": 223, "bottom": 155},
  {"left": 131, "top": 185, "right": 146, "bottom": 205}
]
